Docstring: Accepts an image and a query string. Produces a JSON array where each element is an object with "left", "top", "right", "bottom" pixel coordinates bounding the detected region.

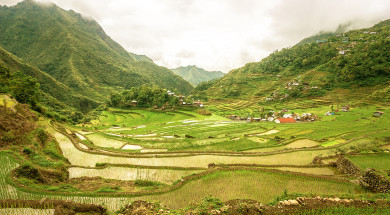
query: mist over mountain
[
  {"left": 193, "top": 19, "right": 390, "bottom": 103},
  {"left": 0, "top": 0, "right": 193, "bottom": 106}
]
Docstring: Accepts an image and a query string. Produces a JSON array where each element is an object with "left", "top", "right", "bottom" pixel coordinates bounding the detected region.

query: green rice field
[
  {"left": 348, "top": 153, "right": 390, "bottom": 170},
  {"left": 1, "top": 104, "right": 390, "bottom": 212},
  {"left": 0, "top": 152, "right": 363, "bottom": 210}
]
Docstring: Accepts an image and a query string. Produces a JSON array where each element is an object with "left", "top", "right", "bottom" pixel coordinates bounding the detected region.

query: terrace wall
[
  {"left": 359, "top": 169, "right": 390, "bottom": 193},
  {"left": 335, "top": 156, "right": 361, "bottom": 176},
  {"left": 335, "top": 156, "right": 390, "bottom": 193}
]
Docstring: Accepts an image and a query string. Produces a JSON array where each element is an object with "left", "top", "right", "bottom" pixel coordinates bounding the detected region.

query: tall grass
[
  {"left": 141, "top": 169, "right": 362, "bottom": 209},
  {"left": 0, "top": 208, "right": 55, "bottom": 215},
  {"left": 348, "top": 153, "right": 390, "bottom": 170},
  {"left": 299, "top": 206, "right": 390, "bottom": 215}
]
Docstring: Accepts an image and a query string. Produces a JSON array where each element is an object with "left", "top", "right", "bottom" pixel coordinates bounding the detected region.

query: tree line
[{"left": 108, "top": 85, "right": 182, "bottom": 108}]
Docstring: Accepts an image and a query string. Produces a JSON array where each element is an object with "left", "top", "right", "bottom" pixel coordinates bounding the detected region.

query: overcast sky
[{"left": 2, "top": 0, "right": 390, "bottom": 72}]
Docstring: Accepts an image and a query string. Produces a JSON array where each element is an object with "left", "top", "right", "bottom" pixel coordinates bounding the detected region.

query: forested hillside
[
  {"left": 0, "top": 0, "right": 193, "bottom": 102},
  {"left": 0, "top": 46, "right": 98, "bottom": 114},
  {"left": 196, "top": 19, "right": 390, "bottom": 102}
]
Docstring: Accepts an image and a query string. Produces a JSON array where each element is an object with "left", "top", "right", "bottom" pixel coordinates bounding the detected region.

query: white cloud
[{"left": 2, "top": 0, "right": 390, "bottom": 72}]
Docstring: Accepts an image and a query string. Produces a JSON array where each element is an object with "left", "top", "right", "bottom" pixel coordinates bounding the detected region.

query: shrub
[
  {"left": 383, "top": 136, "right": 390, "bottom": 143},
  {"left": 1, "top": 130, "right": 15, "bottom": 143},
  {"left": 194, "top": 195, "right": 224, "bottom": 213},
  {"left": 23, "top": 147, "right": 33, "bottom": 155},
  {"left": 34, "top": 128, "right": 47, "bottom": 144},
  {"left": 274, "top": 136, "right": 284, "bottom": 140},
  {"left": 15, "top": 163, "right": 44, "bottom": 182},
  {"left": 47, "top": 184, "right": 79, "bottom": 192},
  {"left": 43, "top": 148, "right": 63, "bottom": 160},
  {"left": 185, "top": 134, "right": 195, "bottom": 138},
  {"left": 196, "top": 109, "right": 212, "bottom": 116},
  {"left": 134, "top": 180, "right": 164, "bottom": 187},
  {"left": 95, "top": 186, "right": 121, "bottom": 193},
  {"left": 95, "top": 163, "right": 108, "bottom": 167}
]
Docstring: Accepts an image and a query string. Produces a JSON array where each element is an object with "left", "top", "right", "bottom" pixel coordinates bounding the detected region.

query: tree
[{"left": 10, "top": 73, "right": 40, "bottom": 107}]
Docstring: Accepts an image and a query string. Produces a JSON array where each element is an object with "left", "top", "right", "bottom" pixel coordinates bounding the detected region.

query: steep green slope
[
  {"left": 200, "top": 19, "right": 390, "bottom": 103},
  {"left": 296, "top": 32, "right": 337, "bottom": 46},
  {"left": 0, "top": 46, "right": 98, "bottom": 114},
  {"left": 296, "top": 24, "right": 350, "bottom": 46},
  {"left": 171, "top": 65, "right": 224, "bottom": 87},
  {"left": 0, "top": 0, "right": 192, "bottom": 100}
]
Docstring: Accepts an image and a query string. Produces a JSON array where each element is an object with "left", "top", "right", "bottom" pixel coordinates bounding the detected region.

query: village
[
  {"left": 226, "top": 104, "right": 384, "bottom": 124},
  {"left": 226, "top": 110, "right": 320, "bottom": 123},
  {"left": 225, "top": 105, "right": 350, "bottom": 124}
]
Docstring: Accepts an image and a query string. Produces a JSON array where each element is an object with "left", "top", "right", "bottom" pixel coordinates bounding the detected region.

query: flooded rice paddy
[
  {"left": 53, "top": 129, "right": 329, "bottom": 168},
  {"left": 69, "top": 166, "right": 201, "bottom": 184}
]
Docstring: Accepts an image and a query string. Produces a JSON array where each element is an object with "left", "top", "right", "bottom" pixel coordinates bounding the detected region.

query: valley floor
[{"left": 1, "top": 104, "right": 390, "bottom": 213}]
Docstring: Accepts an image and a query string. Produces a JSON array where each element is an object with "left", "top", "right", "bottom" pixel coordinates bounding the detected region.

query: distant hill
[
  {"left": 171, "top": 65, "right": 224, "bottom": 87},
  {"left": 0, "top": 0, "right": 193, "bottom": 105},
  {"left": 129, "top": 52, "right": 154, "bottom": 64},
  {"left": 196, "top": 19, "right": 390, "bottom": 104}
]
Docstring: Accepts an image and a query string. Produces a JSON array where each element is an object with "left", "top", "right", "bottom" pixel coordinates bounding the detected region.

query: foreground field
[
  {"left": 139, "top": 169, "right": 361, "bottom": 208},
  {"left": 0, "top": 152, "right": 363, "bottom": 210},
  {"left": 1, "top": 104, "right": 390, "bottom": 213}
]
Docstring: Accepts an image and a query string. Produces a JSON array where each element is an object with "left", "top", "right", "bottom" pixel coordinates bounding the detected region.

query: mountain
[
  {"left": 0, "top": 0, "right": 193, "bottom": 105},
  {"left": 171, "top": 65, "right": 224, "bottom": 87},
  {"left": 129, "top": 52, "right": 154, "bottom": 64},
  {"left": 196, "top": 19, "right": 390, "bottom": 103},
  {"left": 0, "top": 45, "right": 98, "bottom": 119}
]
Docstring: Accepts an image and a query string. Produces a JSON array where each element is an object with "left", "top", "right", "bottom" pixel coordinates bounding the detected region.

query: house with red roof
[{"left": 275, "top": 118, "right": 296, "bottom": 123}]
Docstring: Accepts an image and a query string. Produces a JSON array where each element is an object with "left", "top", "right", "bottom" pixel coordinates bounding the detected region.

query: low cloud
[
  {"left": 267, "top": 0, "right": 390, "bottom": 47},
  {"left": 176, "top": 50, "right": 195, "bottom": 59},
  {"left": 2, "top": 0, "right": 390, "bottom": 72}
]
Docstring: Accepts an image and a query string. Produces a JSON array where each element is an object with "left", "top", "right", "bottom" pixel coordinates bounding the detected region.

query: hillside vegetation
[
  {"left": 0, "top": 47, "right": 98, "bottom": 117},
  {"left": 194, "top": 19, "right": 390, "bottom": 103},
  {"left": 171, "top": 65, "right": 224, "bottom": 87},
  {"left": 0, "top": 96, "right": 69, "bottom": 187},
  {"left": 0, "top": 0, "right": 193, "bottom": 104},
  {"left": 108, "top": 85, "right": 187, "bottom": 108}
]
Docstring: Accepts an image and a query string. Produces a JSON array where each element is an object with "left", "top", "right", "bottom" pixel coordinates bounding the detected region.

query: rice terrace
[{"left": 1, "top": 0, "right": 390, "bottom": 214}]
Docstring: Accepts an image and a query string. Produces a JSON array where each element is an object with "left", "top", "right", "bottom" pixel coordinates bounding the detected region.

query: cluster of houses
[
  {"left": 178, "top": 99, "right": 203, "bottom": 107},
  {"left": 285, "top": 80, "right": 319, "bottom": 90},
  {"left": 227, "top": 111, "right": 319, "bottom": 123},
  {"left": 324, "top": 105, "right": 350, "bottom": 115},
  {"left": 264, "top": 91, "right": 289, "bottom": 102},
  {"left": 338, "top": 43, "right": 353, "bottom": 55},
  {"left": 337, "top": 31, "right": 381, "bottom": 55},
  {"left": 264, "top": 78, "right": 320, "bottom": 102},
  {"left": 285, "top": 80, "right": 300, "bottom": 89},
  {"left": 168, "top": 90, "right": 204, "bottom": 107},
  {"left": 363, "top": 31, "right": 377, "bottom": 35},
  {"left": 324, "top": 107, "right": 385, "bottom": 118}
]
